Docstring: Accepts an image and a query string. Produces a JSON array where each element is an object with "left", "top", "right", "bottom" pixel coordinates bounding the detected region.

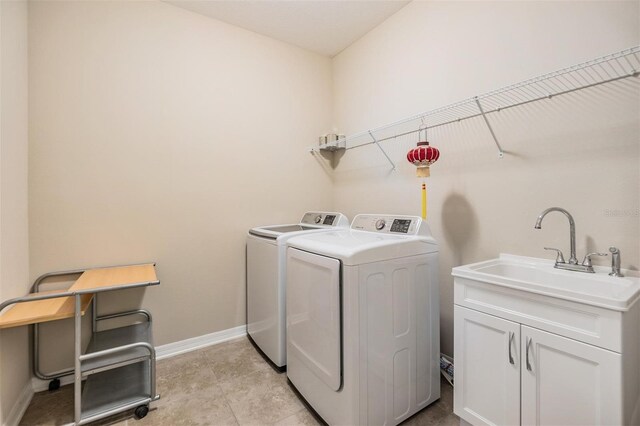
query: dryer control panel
[
  {"left": 351, "top": 214, "right": 425, "bottom": 235},
  {"left": 300, "top": 212, "right": 349, "bottom": 228}
]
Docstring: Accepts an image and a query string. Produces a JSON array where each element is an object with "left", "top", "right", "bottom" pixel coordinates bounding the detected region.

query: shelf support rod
[
  {"left": 475, "top": 97, "right": 504, "bottom": 158},
  {"left": 368, "top": 130, "right": 396, "bottom": 171}
]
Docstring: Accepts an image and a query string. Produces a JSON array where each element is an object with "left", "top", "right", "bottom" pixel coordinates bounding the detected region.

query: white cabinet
[
  {"left": 452, "top": 255, "right": 640, "bottom": 426},
  {"left": 454, "top": 306, "right": 624, "bottom": 426}
]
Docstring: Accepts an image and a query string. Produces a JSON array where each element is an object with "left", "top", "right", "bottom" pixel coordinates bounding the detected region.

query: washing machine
[
  {"left": 285, "top": 214, "right": 440, "bottom": 425},
  {"left": 247, "top": 211, "right": 349, "bottom": 368}
]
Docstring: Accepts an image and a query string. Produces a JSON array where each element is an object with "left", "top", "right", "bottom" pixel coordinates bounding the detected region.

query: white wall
[
  {"left": 0, "top": 0, "right": 30, "bottom": 423},
  {"left": 28, "top": 0, "right": 334, "bottom": 371},
  {"left": 331, "top": 0, "right": 640, "bottom": 356}
]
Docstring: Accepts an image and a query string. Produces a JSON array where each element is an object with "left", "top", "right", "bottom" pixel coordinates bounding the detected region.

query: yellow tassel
[{"left": 421, "top": 182, "right": 427, "bottom": 220}]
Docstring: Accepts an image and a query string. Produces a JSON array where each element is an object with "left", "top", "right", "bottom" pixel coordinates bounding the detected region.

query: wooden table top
[
  {"left": 0, "top": 264, "right": 158, "bottom": 329},
  {"left": 69, "top": 264, "right": 158, "bottom": 292}
]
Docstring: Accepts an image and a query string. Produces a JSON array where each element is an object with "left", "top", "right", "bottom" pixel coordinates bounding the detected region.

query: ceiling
[{"left": 165, "top": 1, "right": 410, "bottom": 57}]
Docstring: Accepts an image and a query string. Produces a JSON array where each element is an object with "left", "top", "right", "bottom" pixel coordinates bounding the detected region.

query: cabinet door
[
  {"left": 454, "top": 306, "right": 520, "bottom": 426},
  {"left": 521, "top": 325, "right": 622, "bottom": 426}
]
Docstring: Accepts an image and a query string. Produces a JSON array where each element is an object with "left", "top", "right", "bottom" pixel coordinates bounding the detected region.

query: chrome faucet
[
  {"left": 609, "top": 247, "right": 624, "bottom": 277},
  {"left": 534, "top": 207, "right": 578, "bottom": 265},
  {"left": 534, "top": 207, "right": 607, "bottom": 273}
]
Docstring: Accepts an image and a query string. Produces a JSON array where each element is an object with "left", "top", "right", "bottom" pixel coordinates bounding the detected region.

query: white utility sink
[
  {"left": 452, "top": 253, "right": 640, "bottom": 311},
  {"left": 453, "top": 253, "right": 640, "bottom": 426}
]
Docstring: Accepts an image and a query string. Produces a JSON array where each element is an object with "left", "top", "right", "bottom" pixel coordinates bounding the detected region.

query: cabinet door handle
[
  {"left": 508, "top": 331, "right": 515, "bottom": 365},
  {"left": 526, "top": 337, "right": 532, "bottom": 371}
]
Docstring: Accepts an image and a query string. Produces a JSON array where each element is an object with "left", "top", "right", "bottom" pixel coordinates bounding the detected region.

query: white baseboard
[
  {"left": 3, "top": 380, "right": 33, "bottom": 426},
  {"left": 30, "top": 324, "right": 247, "bottom": 393},
  {"left": 156, "top": 324, "right": 247, "bottom": 360}
]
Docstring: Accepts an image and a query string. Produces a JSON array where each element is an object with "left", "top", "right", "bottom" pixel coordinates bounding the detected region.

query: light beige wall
[
  {"left": 0, "top": 0, "right": 30, "bottom": 422},
  {"left": 29, "top": 0, "right": 333, "bottom": 370},
  {"left": 331, "top": 0, "right": 640, "bottom": 356},
  {"left": 25, "top": 0, "right": 640, "bottom": 374}
]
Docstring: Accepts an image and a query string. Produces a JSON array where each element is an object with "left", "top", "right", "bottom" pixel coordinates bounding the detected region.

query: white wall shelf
[{"left": 312, "top": 46, "right": 640, "bottom": 164}]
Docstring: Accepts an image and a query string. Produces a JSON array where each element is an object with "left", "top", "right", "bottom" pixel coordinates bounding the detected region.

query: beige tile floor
[{"left": 20, "top": 337, "right": 458, "bottom": 426}]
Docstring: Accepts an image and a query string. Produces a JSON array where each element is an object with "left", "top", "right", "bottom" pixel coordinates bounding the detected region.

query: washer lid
[
  {"left": 249, "top": 212, "right": 350, "bottom": 240},
  {"left": 249, "top": 224, "right": 318, "bottom": 239},
  {"left": 287, "top": 214, "right": 437, "bottom": 265},
  {"left": 286, "top": 229, "right": 438, "bottom": 265}
]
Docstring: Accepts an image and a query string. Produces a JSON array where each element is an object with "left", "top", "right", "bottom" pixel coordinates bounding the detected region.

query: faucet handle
[
  {"left": 609, "top": 247, "right": 624, "bottom": 277},
  {"left": 544, "top": 247, "right": 566, "bottom": 264},
  {"left": 582, "top": 252, "right": 608, "bottom": 267}
]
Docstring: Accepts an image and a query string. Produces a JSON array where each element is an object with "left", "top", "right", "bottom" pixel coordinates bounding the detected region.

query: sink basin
[{"left": 452, "top": 254, "right": 640, "bottom": 311}]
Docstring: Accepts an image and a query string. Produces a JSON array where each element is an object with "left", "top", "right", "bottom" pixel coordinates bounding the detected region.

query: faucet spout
[{"left": 534, "top": 207, "right": 578, "bottom": 265}]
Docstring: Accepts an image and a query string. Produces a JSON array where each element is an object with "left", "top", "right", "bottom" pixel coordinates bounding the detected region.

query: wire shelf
[{"left": 313, "top": 46, "right": 640, "bottom": 165}]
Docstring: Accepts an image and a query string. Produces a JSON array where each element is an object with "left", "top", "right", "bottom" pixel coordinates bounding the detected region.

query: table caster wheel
[
  {"left": 134, "top": 405, "right": 149, "bottom": 420},
  {"left": 48, "top": 378, "right": 60, "bottom": 391}
]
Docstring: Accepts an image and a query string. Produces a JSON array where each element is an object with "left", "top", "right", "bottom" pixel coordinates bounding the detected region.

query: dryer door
[{"left": 286, "top": 248, "right": 342, "bottom": 391}]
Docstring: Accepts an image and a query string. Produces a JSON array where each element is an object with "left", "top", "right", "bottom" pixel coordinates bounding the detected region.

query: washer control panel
[
  {"left": 390, "top": 219, "right": 412, "bottom": 233},
  {"left": 300, "top": 212, "right": 347, "bottom": 227},
  {"left": 351, "top": 214, "right": 422, "bottom": 235}
]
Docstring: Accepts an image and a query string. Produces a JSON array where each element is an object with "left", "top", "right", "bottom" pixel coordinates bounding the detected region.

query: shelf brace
[
  {"left": 368, "top": 130, "right": 396, "bottom": 171},
  {"left": 475, "top": 97, "right": 504, "bottom": 158}
]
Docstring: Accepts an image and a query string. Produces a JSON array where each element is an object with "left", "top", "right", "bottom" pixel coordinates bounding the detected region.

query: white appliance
[
  {"left": 285, "top": 214, "right": 440, "bottom": 425},
  {"left": 247, "top": 212, "right": 349, "bottom": 368}
]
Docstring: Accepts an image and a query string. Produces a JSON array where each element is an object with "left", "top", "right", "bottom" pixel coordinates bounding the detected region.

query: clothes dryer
[
  {"left": 286, "top": 214, "right": 440, "bottom": 425},
  {"left": 247, "top": 212, "right": 349, "bottom": 368}
]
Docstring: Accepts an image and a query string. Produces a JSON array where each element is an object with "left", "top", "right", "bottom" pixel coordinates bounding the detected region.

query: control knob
[
  {"left": 375, "top": 219, "right": 386, "bottom": 230},
  {"left": 314, "top": 215, "right": 322, "bottom": 224}
]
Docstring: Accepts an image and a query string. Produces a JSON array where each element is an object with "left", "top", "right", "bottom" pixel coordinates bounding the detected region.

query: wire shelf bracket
[
  {"left": 474, "top": 97, "right": 504, "bottom": 158},
  {"left": 368, "top": 130, "right": 396, "bottom": 171},
  {"left": 312, "top": 46, "right": 640, "bottom": 163}
]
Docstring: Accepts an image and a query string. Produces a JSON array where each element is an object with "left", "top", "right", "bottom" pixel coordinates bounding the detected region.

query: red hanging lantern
[
  {"left": 407, "top": 140, "right": 440, "bottom": 177},
  {"left": 407, "top": 125, "right": 439, "bottom": 220}
]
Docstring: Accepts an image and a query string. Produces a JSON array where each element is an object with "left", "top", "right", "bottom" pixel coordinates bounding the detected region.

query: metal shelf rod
[
  {"left": 318, "top": 46, "right": 639, "bottom": 158},
  {"left": 342, "top": 60, "right": 638, "bottom": 152}
]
